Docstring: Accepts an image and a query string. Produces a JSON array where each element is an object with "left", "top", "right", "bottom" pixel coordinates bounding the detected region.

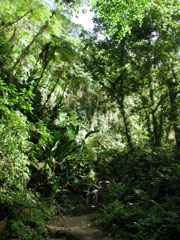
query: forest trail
[{"left": 47, "top": 213, "right": 112, "bottom": 240}]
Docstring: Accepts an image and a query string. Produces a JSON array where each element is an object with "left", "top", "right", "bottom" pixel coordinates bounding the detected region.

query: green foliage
[
  {"left": 85, "top": 0, "right": 180, "bottom": 150},
  {"left": 8, "top": 201, "right": 55, "bottom": 240},
  {"left": 0, "top": 110, "right": 30, "bottom": 203},
  {"left": 92, "top": 0, "right": 150, "bottom": 38},
  {"left": 98, "top": 199, "right": 180, "bottom": 240},
  {"left": 0, "top": 0, "right": 179, "bottom": 239},
  {"left": 10, "top": 220, "right": 35, "bottom": 240},
  {"left": 96, "top": 149, "right": 180, "bottom": 240}
]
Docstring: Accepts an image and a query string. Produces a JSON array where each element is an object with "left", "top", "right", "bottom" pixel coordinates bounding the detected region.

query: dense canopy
[{"left": 0, "top": 0, "right": 179, "bottom": 239}]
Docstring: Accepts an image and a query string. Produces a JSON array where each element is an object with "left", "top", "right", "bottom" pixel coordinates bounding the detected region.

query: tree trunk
[
  {"left": 149, "top": 81, "right": 163, "bottom": 147},
  {"left": 167, "top": 81, "right": 180, "bottom": 149},
  {"left": 118, "top": 97, "right": 133, "bottom": 151}
]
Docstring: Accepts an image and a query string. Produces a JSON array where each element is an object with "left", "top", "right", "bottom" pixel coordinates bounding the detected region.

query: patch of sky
[
  {"left": 43, "top": 0, "right": 94, "bottom": 31},
  {"left": 43, "top": 0, "right": 105, "bottom": 40},
  {"left": 43, "top": 0, "right": 57, "bottom": 11},
  {"left": 72, "top": 3, "right": 94, "bottom": 32}
]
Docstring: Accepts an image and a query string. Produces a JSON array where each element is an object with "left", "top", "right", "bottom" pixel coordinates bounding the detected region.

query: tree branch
[
  {"left": 13, "top": 12, "right": 55, "bottom": 70},
  {"left": 0, "top": 9, "right": 32, "bottom": 29}
]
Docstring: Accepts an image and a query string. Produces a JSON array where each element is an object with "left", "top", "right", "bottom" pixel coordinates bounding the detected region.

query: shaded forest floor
[
  {"left": 46, "top": 190, "right": 113, "bottom": 240},
  {"left": 47, "top": 212, "right": 112, "bottom": 240},
  {"left": 1, "top": 149, "right": 180, "bottom": 240}
]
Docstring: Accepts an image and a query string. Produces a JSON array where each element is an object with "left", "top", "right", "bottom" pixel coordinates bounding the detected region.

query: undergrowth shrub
[
  {"left": 7, "top": 201, "right": 55, "bottom": 240},
  {"left": 0, "top": 110, "right": 55, "bottom": 240},
  {"left": 96, "top": 148, "right": 180, "bottom": 240},
  {"left": 0, "top": 110, "right": 30, "bottom": 201}
]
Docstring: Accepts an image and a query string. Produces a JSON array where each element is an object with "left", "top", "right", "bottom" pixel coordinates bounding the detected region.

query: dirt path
[{"left": 47, "top": 213, "right": 112, "bottom": 240}]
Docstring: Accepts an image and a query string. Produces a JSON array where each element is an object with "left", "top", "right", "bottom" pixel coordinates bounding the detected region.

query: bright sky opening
[
  {"left": 72, "top": 6, "right": 94, "bottom": 32},
  {"left": 43, "top": 0, "right": 95, "bottom": 32}
]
